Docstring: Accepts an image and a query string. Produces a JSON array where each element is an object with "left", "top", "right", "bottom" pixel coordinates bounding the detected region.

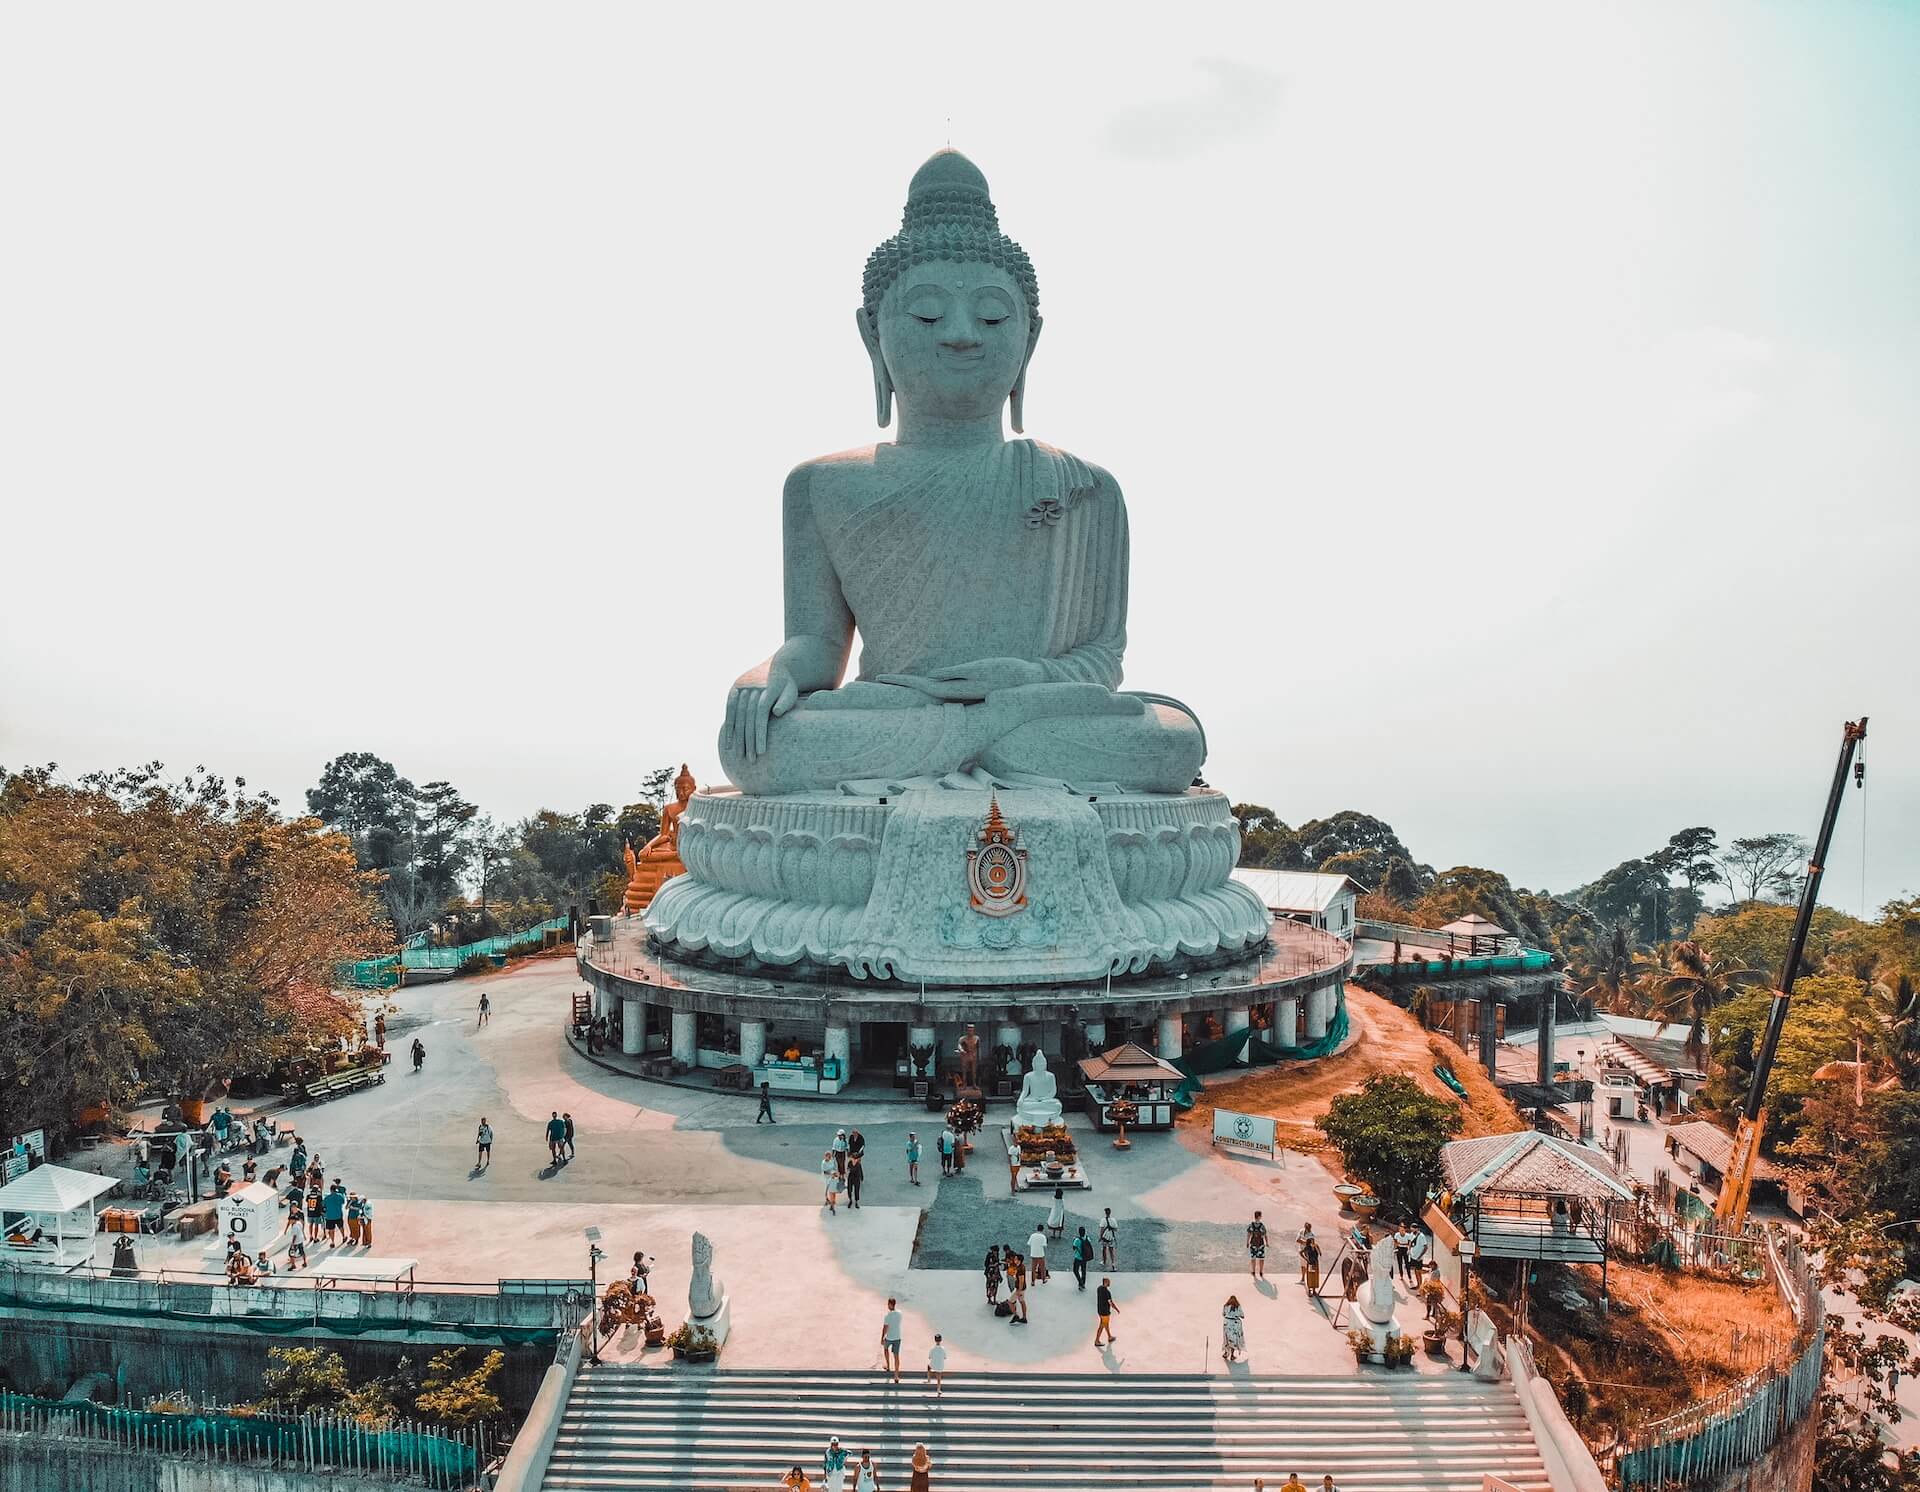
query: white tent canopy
[
  {"left": 0, "top": 1164, "right": 116, "bottom": 1214},
  {"left": 1, "top": 1163, "right": 118, "bottom": 1269}
]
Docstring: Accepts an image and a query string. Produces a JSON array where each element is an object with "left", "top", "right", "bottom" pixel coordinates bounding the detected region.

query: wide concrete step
[{"left": 539, "top": 1368, "right": 1553, "bottom": 1492}]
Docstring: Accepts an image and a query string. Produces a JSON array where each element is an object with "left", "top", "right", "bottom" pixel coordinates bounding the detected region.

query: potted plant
[
  {"left": 667, "top": 1323, "right": 718, "bottom": 1363},
  {"left": 1345, "top": 1327, "right": 1374, "bottom": 1365},
  {"left": 1384, "top": 1332, "right": 1416, "bottom": 1368},
  {"left": 1418, "top": 1276, "right": 1447, "bottom": 1317},
  {"left": 947, "top": 1098, "right": 984, "bottom": 1154},
  {"left": 1108, "top": 1098, "right": 1138, "bottom": 1150},
  {"left": 1423, "top": 1308, "right": 1459, "bottom": 1355},
  {"left": 1350, "top": 1192, "right": 1382, "bottom": 1220},
  {"left": 1332, "top": 1181, "right": 1365, "bottom": 1213}
]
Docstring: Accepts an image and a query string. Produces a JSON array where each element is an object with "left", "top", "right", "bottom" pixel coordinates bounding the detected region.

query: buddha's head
[
  {"left": 860, "top": 150, "right": 1042, "bottom": 431},
  {"left": 673, "top": 763, "right": 696, "bottom": 803}
]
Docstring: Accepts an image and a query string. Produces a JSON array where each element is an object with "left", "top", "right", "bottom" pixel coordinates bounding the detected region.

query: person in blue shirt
[
  {"left": 321, "top": 1183, "right": 347, "bottom": 1246},
  {"left": 546, "top": 1112, "right": 567, "bottom": 1165}
]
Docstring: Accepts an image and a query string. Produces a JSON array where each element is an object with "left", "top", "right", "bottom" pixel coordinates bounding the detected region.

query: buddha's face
[{"left": 873, "top": 260, "right": 1031, "bottom": 421}]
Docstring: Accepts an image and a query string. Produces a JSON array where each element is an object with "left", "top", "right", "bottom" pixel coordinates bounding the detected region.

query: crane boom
[{"left": 1715, "top": 716, "right": 1868, "bottom": 1227}]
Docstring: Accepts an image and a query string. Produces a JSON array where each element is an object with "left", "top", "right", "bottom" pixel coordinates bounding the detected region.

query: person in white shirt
[
  {"left": 925, "top": 1332, "right": 947, "bottom": 1396},
  {"left": 879, "top": 1297, "right": 903, "bottom": 1383},
  {"left": 1027, "top": 1225, "right": 1050, "bottom": 1283}
]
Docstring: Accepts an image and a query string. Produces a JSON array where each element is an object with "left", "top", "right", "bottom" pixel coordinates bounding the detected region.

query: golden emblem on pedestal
[
  {"left": 966, "top": 792, "right": 1028, "bottom": 918},
  {"left": 623, "top": 764, "right": 698, "bottom": 913}
]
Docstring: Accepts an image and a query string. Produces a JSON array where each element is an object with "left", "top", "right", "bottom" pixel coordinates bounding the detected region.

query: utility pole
[{"left": 1716, "top": 717, "right": 1868, "bottom": 1228}]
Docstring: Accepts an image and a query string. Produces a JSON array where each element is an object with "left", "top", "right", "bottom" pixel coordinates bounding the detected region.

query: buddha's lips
[{"left": 938, "top": 350, "right": 985, "bottom": 363}]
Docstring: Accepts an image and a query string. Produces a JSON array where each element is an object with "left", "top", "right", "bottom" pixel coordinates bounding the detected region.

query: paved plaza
[{"left": 104, "top": 956, "right": 1453, "bottom": 1381}]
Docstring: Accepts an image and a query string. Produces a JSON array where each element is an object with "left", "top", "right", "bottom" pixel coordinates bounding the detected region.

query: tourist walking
[
  {"left": 880, "top": 1298, "right": 903, "bottom": 1384},
  {"left": 1247, "top": 1210, "right": 1269, "bottom": 1279},
  {"left": 1278, "top": 1475, "right": 1309, "bottom": 1492},
  {"left": 848, "top": 1128, "right": 866, "bottom": 1172},
  {"left": 630, "top": 1250, "right": 653, "bottom": 1292},
  {"left": 905, "top": 1132, "right": 921, "bottom": 1185},
  {"left": 853, "top": 1450, "right": 879, "bottom": 1492},
  {"left": 822, "top": 1151, "right": 842, "bottom": 1214},
  {"left": 909, "top": 1442, "right": 932, "bottom": 1492},
  {"left": 562, "top": 1112, "right": 576, "bottom": 1161},
  {"left": 1406, "top": 1227, "right": 1430, "bottom": 1285},
  {"left": 1027, "top": 1223, "right": 1050, "bottom": 1283},
  {"left": 984, "top": 1245, "right": 1001, "bottom": 1308},
  {"left": 345, "top": 1192, "right": 363, "bottom": 1246},
  {"left": 477, "top": 991, "right": 491, "bottom": 1026},
  {"left": 1007, "top": 1253, "right": 1028, "bottom": 1325},
  {"left": 1098, "top": 1208, "right": 1118, "bottom": 1269},
  {"left": 285, "top": 1234, "right": 307, "bottom": 1270},
  {"left": 1070, "top": 1226, "right": 1093, "bottom": 1290},
  {"left": 925, "top": 1334, "right": 947, "bottom": 1396},
  {"left": 322, "top": 1182, "right": 346, "bottom": 1245},
  {"left": 822, "top": 1436, "right": 848, "bottom": 1492},
  {"left": 358, "top": 1195, "right": 374, "bottom": 1248},
  {"left": 475, "top": 1119, "right": 493, "bottom": 1169},
  {"left": 304, "top": 1186, "right": 323, "bottom": 1242},
  {"left": 1094, "top": 1277, "right": 1118, "bottom": 1346},
  {"left": 847, "top": 1151, "right": 865, "bottom": 1209},
  {"left": 290, "top": 1141, "right": 308, "bottom": 1185},
  {"left": 782, "top": 1467, "right": 812, "bottom": 1491},
  {"left": 832, "top": 1129, "right": 849, "bottom": 1178},
  {"left": 374, "top": 1013, "right": 386, "bottom": 1048},
  {"left": 1300, "top": 1229, "right": 1322, "bottom": 1292},
  {"left": 756, "top": 1082, "right": 776, "bottom": 1123},
  {"left": 410, "top": 1037, "right": 425, "bottom": 1073},
  {"left": 1222, "top": 1294, "right": 1246, "bottom": 1363},
  {"left": 938, "top": 1127, "right": 955, "bottom": 1177},
  {"left": 545, "top": 1112, "right": 566, "bottom": 1165},
  {"left": 1046, "top": 1187, "right": 1066, "bottom": 1240}
]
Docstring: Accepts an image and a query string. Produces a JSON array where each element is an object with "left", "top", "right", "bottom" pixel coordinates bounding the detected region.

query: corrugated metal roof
[
  {"left": 1229, "top": 869, "right": 1366, "bottom": 915},
  {"left": 1666, "top": 1119, "right": 1778, "bottom": 1181}
]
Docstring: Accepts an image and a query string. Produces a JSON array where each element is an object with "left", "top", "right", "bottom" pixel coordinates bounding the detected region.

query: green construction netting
[
  {"left": 336, "top": 917, "right": 570, "bottom": 989},
  {"left": 0, "top": 1389, "right": 476, "bottom": 1483},
  {"left": 1170, "top": 984, "right": 1352, "bottom": 1107}
]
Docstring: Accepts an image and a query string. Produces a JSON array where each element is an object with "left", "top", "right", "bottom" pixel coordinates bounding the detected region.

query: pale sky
[{"left": 2, "top": 3, "right": 1913, "bottom": 912}]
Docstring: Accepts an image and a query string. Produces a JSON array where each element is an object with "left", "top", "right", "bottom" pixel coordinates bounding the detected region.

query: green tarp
[
  {"left": 336, "top": 917, "right": 570, "bottom": 989},
  {"left": 1170, "top": 984, "right": 1352, "bottom": 1107}
]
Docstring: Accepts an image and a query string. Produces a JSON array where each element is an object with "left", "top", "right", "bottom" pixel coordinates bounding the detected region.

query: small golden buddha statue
[{"left": 622, "top": 764, "right": 698, "bottom": 913}]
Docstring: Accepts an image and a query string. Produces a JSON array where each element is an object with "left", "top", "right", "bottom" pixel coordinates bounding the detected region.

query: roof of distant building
[
  {"left": 1077, "top": 1042, "right": 1184, "bottom": 1085},
  {"left": 1229, "top": 868, "right": 1367, "bottom": 915},
  {"left": 1666, "top": 1119, "right": 1779, "bottom": 1180},
  {"left": 1440, "top": 1130, "right": 1636, "bottom": 1203},
  {"left": 1440, "top": 914, "right": 1510, "bottom": 939}
]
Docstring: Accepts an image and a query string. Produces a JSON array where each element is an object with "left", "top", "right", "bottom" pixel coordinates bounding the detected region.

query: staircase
[{"left": 541, "top": 1368, "right": 1554, "bottom": 1491}]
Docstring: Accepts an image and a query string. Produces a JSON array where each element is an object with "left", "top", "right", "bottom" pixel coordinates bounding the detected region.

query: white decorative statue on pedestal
[
  {"left": 685, "top": 1231, "right": 731, "bottom": 1348},
  {"left": 1013, "top": 1049, "right": 1063, "bottom": 1129},
  {"left": 1357, "top": 1230, "right": 1404, "bottom": 1355}
]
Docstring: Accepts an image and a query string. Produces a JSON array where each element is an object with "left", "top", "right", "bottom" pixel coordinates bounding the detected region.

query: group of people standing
[
  {"left": 820, "top": 1127, "right": 869, "bottom": 1212},
  {"left": 786, "top": 1436, "right": 932, "bottom": 1492},
  {"left": 271, "top": 1139, "right": 374, "bottom": 1271}
]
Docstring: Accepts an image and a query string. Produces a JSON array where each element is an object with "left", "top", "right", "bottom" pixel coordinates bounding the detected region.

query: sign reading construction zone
[{"left": 1212, "top": 1108, "right": 1278, "bottom": 1158}]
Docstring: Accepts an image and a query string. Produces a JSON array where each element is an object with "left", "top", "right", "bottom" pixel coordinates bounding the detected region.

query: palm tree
[
  {"left": 1654, "top": 940, "right": 1769, "bottom": 1069},
  {"left": 1579, "top": 921, "right": 1654, "bottom": 1016}
]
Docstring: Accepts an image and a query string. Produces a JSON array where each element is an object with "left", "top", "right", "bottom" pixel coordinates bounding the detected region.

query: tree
[
  {"left": 1230, "top": 804, "right": 1301, "bottom": 870},
  {"left": 1704, "top": 974, "right": 1868, "bottom": 1142},
  {"left": 1412, "top": 866, "right": 1554, "bottom": 949},
  {"left": 1713, "top": 831, "right": 1810, "bottom": 905},
  {"left": 1316, "top": 1073, "right": 1462, "bottom": 1213},
  {"left": 256, "top": 1346, "right": 352, "bottom": 1415},
  {"left": 1650, "top": 940, "right": 1768, "bottom": 1068},
  {"left": 1579, "top": 921, "right": 1653, "bottom": 1015},
  {"left": 1586, "top": 857, "right": 1670, "bottom": 946},
  {"left": 1660, "top": 827, "right": 1722, "bottom": 900},
  {"left": 1694, "top": 903, "right": 1862, "bottom": 982},
  {"left": 413, "top": 1348, "right": 504, "bottom": 1428},
  {"left": 0, "top": 765, "right": 385, "bottom": 1137}
]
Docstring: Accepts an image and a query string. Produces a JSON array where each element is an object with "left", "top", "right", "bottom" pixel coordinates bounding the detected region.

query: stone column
[
  {"left": 1157, "top": 1014, "right": 1183, "bottom": 1061},
  {"left": 1272, "top": 993, "right": 1300, "bottom": 1051},
  {"left": 824, "top": 1023, "right": 851, "bottom": 1080},
  {"left": 671, "top": 1010, "right": 697, "bottom": 1066},
  {"left": 1225, "top": 1005, "right": 1252, "bottom": 1063},
  {"left": 1305, "top": 985, "right": 1331, "bottom": 1041},
  {"left": 621, "top": 996, "right": 644, "bottom": 1056},
  {"left": 738, "top": 1018, "right": 766, "bottom": 1070}
]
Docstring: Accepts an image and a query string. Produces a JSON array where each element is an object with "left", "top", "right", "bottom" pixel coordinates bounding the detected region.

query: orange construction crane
[{"left": 1715, "top": 717, "right": 1868, "bottom": 1228}]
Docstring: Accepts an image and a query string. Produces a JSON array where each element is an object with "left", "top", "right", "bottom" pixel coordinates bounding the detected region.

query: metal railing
[
  {"left": 0, "top": 1388, "right": 490, "bottom": 1490},
  {"left": 1599, "top": 1232, "right": 1825, "bottom": 1489},
  {"left": 1, "top": 1261, "right": 579, "bottom": 1333}
]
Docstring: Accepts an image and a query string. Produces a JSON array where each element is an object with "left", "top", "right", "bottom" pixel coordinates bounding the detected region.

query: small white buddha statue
[{"left": 1013, "top": 1049, "right": 1063, "bottom": 1130}]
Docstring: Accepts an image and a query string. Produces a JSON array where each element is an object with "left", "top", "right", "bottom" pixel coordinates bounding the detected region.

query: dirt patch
[
  {"left": 1179, "top": 986, "right": 1522, "bottom": 1149},
  {"left": 1514, "top": 1258, "right": 1796, "bottom": 1439}
]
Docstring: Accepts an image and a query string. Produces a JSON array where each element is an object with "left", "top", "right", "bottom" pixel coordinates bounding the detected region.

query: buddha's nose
[{"left": 939, "top": 328, "right": 983, "bottom": 352}]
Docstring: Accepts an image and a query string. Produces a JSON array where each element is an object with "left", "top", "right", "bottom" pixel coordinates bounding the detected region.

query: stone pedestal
[
  {"left": 671, "top": 1011, "right": 697, "bottom": 1066},
  {"left": 738, "top": 1019, "right": 766, "bottom": 1070},
  {"left": 824, "top": 1024, "right": 851, "bottom": 1079},
  {"left": 1157, "top": 1014, "right": 1183, "bottom": 1061},
  {"left": 621, "top": 997, "right": 644, "bottom": 1056},
  {"left": 1225, "top": 1005, "right": 1251, "bottom": 1063},
  {"left": 1273, "top": 994, "right": 1299, "bottom": 1051}
]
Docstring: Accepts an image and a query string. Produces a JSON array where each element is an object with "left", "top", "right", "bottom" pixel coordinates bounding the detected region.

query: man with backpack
[{"left": 1070, "top": 1225, "right": 1094, "bottom": 1290}]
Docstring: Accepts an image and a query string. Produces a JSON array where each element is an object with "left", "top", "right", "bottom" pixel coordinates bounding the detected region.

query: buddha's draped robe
[{"left": 827, "top": 439, "right": 1126, "bottom": 688}]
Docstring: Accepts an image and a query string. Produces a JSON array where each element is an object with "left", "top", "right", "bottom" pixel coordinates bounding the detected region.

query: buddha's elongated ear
[
  {"left": 856, "top": 307, "right": 893, "bottom": 428},
  {"left": 1009, "top": 315, "right": 1043, "bottom": 434}
]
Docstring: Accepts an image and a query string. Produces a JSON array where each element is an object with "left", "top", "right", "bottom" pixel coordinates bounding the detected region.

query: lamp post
[
  {"left": 1455, "top": 1237, "right": 1477, "bottom": 1372},
  {"left": 584, "top": 1226, "right": 605, "bottom": 1365}
]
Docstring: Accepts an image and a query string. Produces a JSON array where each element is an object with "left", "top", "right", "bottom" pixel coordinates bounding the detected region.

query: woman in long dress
[
  {"left": 908, "top": 1442, "right": 932, "bottom": 1492},
  {"left": 1046, "top": 1187, "right": 1066, "bottom": 1237},
  {"left": 984, "top": 1245, "right": 1001, "bottom": 1307},
  {"left": 1221, "top": 1295, "right": 1246, "bottom": 1363}
]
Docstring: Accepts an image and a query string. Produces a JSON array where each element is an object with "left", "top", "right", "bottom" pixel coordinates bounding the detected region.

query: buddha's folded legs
[{"left": 717, "top": 684, "right": 1204, "bottom": 796}]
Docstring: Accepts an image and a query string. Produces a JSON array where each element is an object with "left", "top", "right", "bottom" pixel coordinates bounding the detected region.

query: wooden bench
[
  {"left": 292, "top": 1066, "right": 385, "bottom": 1105},
  {"left": 712, "top": 1064, "right": 754, "bottom": 1091}
]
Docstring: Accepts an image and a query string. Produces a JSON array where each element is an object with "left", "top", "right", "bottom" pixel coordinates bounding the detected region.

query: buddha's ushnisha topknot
[{"left": 862, "top": 150, "right": 1039, "bottom": 334}]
